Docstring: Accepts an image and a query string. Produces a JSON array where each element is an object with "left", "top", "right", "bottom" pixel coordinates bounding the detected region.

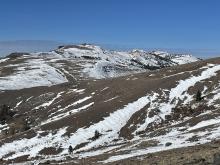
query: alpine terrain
[{"left": 1, "top": 44, "right": 220, "bottom": 165}]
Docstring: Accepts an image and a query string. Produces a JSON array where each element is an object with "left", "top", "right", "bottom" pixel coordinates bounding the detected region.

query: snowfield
[
  {"left": 0, "top": 59, "right": 68, "bottom": 90},
  {"left": 0, "top": 58, "right": 9, "bottom": 63}
]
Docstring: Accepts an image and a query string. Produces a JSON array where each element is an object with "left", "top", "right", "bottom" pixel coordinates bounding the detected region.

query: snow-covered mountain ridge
[
  {"left": 2, "top": 44, "right": 220, "bottom": 165},
  {"left": 51, "top": 44, "right": 199, "bottom": 78},
  {"left": 0, "top": 44, "right": 199, "bottom": 90}
]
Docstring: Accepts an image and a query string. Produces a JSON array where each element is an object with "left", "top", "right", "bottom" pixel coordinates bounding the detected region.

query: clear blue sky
[{"left": 0, "top": 0, "right": 220, "bottom": 55}]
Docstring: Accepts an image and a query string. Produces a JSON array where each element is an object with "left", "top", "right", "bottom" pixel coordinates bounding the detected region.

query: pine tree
[
  {"left": 196, "top": 90, "right": 202, "bottom": 101},
  {"left": 68, "top": 145, "right": 73, "bottom": 154}
]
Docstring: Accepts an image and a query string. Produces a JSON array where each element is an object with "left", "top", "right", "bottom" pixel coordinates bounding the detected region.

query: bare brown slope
[{"left": 0, "top": 57, "right": 220, "bottom": 164}]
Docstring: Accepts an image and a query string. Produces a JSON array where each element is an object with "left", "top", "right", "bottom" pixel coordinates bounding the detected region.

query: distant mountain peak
[{"left": 1, "top": 43, "right": 200, "bottom": 81}]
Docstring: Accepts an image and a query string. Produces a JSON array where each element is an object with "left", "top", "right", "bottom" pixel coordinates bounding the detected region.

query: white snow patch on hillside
[
  {"left": 14, "top": 100, "right": 23, "bottom": 108},
  {"left": 64, "top": 94, "right": 153, "bottom": 154},
  {"left": 152, "top": 51, "right": 169, "bottom": 56},
  {"left": 104, "top": 96, "right": 119, "bottom": 103},
  {"left": 0, "top": 59, "right": 67, "bottom": 90},
  {"left": 188, "top": 117, "right": 220, "bottom": 131},
  {"left": 133, "top": 56, "right": 159, "bottom": 67},
  {"left": 34, "top": 91, "right": 64, "bottom": 110},
  {"left": 0, "top": 128, "right": 67, "bottom": 160},
  {"left": 0, "top": 123, "right": 8, "bottom": 133},
  {"left": 208, "top": 86, "right": 220, "bottom": 106},
  {"left": 0, "top": 58, "right": 9, "bottom": 63},
  {"left": 172, "top": 55, "right": 198, "bottom": 64},
  {"left": 51, "top": 95, "right": 92, "bottom": 116},
  {"left": 42, "top": 102, "right": 94, "bottom": 125},
  {"left": 160, "top": 64, "right": 220, "bottom": 119},
  {"left": 103, "top": 123, "right": 220, "bottom": 163},
  {"left": 134, "top": 64, "right": 220, "bottom": 131},
  {"left": 83, "top": 60, "right": 138, "bottom": 79},
  {"left": 134, "top": 93, "right": 159, "bottom": 133}
]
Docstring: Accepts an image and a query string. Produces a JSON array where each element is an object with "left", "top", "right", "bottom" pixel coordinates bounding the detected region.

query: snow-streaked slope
[
  {"left": 0, "top": 58, "right": 9, "bottom": 63},
  {"left": 0, "top": 128, "right": 68, "bottom": 159},
  {"left": 171, "top": 55, "right": 199, "bottom": 64},
  {"left": 0, "top": 44, "right": 199, "bottom": 90},
  {"left": 0, "top": 55, "right": 220, "bottom": 164},
  {"left": 0, "top": 58, "right": 67, "bottom": 90},
  {"left": 65, "top": 93, "right": 155, "bottom": 153},
  {"left": 52, "top": 44, "right": 200, "bottom": 79},
  {"left": 135, "top": 64, "right": 220, "bottom": 133}
]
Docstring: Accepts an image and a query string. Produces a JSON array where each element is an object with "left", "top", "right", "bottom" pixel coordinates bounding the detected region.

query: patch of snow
[
  {"left": 172, "top": 55, "right": 198, "bottom": 65},
  {"left": 134, "top": 64, "right": 220, "bottom": 131},
  {"left": 208, "top": 87, "right": 220, "bottom": 106},
  {"left": 67, "top": 89, "right": 85, "bottom": 94},
  {"left": 0, "top": 58, "right": 9, "bottom": 63},
  {"left": 101, "top": 87, "right": 109, "bottom": 92},
  {"left": 0, "top": 123, "right": 8, "bottom": 133},
  {"left": 42, "top": 102, "right": 94, "bottom": 125},
  {"left": 103, "top": 124, "right": 220, "bottom": 163},
  {"left": 0, "top": 59, "right": 68, "bottom": 90},
  {"left": 65, "top": 93, "right": 153, "bottom": 154},
  {"left": 188, "top": 117, "right": 220, "bottom": 131},
  {"left": 14, "top": 100, "right": 23, "bottom": 108},
  {"left": 0, "top": 128, "right": 67, "bottom": 160},
  {"left": 34, "top": 92, "right": 64, "bottom": 110},
  {"left": 26, "top": 96, "right": 33, "bottom": 102},
  {"left": 104, "top": 96, "right": 119, "bottom": 103},
  {"left": 162, "top": 64, "right": 220, "bottom": 118},
  {"left": 54, "top": 96, "right": 92, "bottom": 114},
  {"left": 135, "top": 93, "right": 159, "bottom": 133}
]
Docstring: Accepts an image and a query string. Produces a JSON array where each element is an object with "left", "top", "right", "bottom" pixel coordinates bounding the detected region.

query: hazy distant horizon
[
  {"left": 0, "top": 40, "right": 219, "bottom": 59},
  {"left": 0, "top": 40, "right": 63, "bottom": 57}
]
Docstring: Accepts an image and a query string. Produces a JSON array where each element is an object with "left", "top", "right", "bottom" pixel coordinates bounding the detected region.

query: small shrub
[
  {"left": 94, "top": 130, "right": 101, "bottom": 139},
  {"left": 165, "top": 142, "right": 172, "bottom": 147},
  {"left": 68, "top": 145, "right": 73, "bottom": 154},
  {"left": 196, "top": 90, "right": 202, "bottom": 101},
  {"left": 0, "top": 104, "right": 15, "bottom": 122}
]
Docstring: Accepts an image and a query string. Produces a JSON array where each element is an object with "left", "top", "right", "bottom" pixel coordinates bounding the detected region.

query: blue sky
[{"left": 0, "top": 0, "right": 220, "bottom": 56}]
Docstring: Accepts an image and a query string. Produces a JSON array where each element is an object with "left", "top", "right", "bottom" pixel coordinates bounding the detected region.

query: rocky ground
[{"left": 0, "top": 45, "right": 219, "bottom": 164}]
